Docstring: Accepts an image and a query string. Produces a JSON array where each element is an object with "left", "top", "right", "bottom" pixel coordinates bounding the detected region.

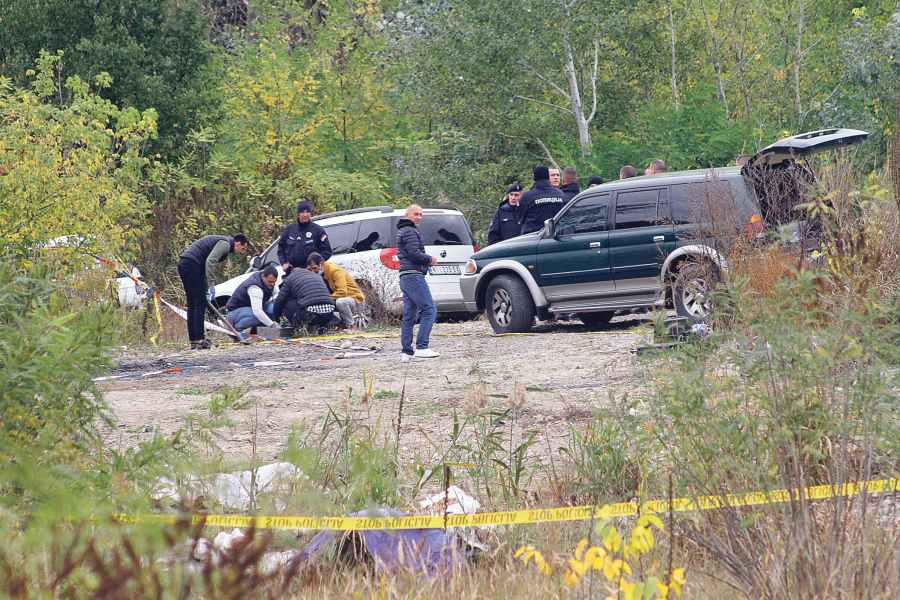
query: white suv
[{"left": 213, "top": 205, "right": 479, "bottom": 322}]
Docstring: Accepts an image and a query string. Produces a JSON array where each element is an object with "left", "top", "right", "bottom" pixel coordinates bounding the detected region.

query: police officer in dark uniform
[
  {"left": 177, "top": 233, "right": 250, "bottom": 349},
  {"left": 516, "top": 166, "right": 566, "bottom": 235},
  {"left": 488, "top": 184, "right": 523, "bottom": 245},
  {"left": 277, "top": 201, "right": 332, "bottom": 274}
]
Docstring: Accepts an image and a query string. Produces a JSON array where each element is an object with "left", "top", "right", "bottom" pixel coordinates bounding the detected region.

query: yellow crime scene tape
[
  {"left": 111, "top": 478, "right": 899, "bottom": 531},
  {"left": 297, "top": 329, "right": 653, "bottom": 343},
  {"left": 217, "top": 328, "right": 653, "bottom": 347}
]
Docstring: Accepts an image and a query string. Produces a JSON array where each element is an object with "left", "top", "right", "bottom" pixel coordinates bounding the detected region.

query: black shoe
[
  {"left": 198, "top": 338, "right": 217, "bottom": 349},
  {"left": 190, "top": 341, "right": 200, "bottom": 350}
]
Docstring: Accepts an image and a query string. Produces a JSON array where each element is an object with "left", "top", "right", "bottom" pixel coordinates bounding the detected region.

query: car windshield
[{"left": 419, "top": 215, "right": 473, "bottom": 246}]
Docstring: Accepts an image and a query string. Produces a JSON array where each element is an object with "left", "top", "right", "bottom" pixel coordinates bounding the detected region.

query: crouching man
[
  {"left": 306, "top": 253, "right": 366, "bottom": 331},
  {"left": 225, "top": 266, "right": 279, "bottom": 331},
  {"left": 270, "top": 265, "right": 339, "bottom": 330}
]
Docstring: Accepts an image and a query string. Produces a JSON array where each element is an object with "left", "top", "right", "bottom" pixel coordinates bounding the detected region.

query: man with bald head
[
  {"left": 648, "top": 159, "right": 667, "bottom": 174},
  {"left": 396, "top": 204, "right": 440, "bottom": 362}
]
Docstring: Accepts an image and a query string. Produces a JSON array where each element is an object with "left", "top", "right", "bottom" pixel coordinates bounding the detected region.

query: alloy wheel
[{"left": 491, "top": 288, "right": 512, "bottom": 327}]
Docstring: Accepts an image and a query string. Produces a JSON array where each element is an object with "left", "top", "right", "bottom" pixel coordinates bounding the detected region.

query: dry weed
[{"left": 461, "top": 383, "right": 489, "bottom": 419}]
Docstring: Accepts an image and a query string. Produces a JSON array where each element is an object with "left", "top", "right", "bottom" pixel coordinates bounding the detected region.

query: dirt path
[{"left": 98, "top": 315, "right": 657, "bottom": 471}]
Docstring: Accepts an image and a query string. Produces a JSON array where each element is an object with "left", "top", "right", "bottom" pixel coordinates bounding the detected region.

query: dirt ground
[{"left": 98, "top": 314, "right": 659, "bottom": 472}]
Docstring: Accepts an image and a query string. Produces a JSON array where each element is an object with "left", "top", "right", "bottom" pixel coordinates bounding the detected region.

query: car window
[
  {"left": 613, "top": 189, "right": 659, "bottom": 229},
  {"left": 555, "top": 194, "right": 610, "bottom": 234},
  {"left": 419, "top": 215, "right": 474, "bottom": 246},
  {"left": 324, "top": 222, "right": 359, "bottom": 255},
  {"left": 671, "top": 178, "right": 754, "bottom": 225},
  {"left": 658, "top": 188, "right": 670, "bottom": 222},
  {"left": 259, "top": 241, "right": 280, "bottom": 267},
  {"left": 352, "top": 218, "right": 391, "bottom": 253}
]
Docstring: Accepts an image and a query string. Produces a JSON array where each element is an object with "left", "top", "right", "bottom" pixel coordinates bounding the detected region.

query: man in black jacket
[
  {"left": 277, "top": 201, "right": 332, "bottom": 274},
  {"left": 560, "top": 167, "right": 581, "bottom": 201},
  {"left": 177, "top": 233, "right": 250, "bottom": 349},
  {"left": 225, "top": 266, "right": 279, "bottom": 331},
  {"left": 270, "top": 267, "right": 339, "bottom": 330},
  {"left": 487, "top": 184, "right": 523, "bottom": 245},
  {"left": 397, "top": 204, "right": 439, "bottom": 362},
  {"left": 516, "top": 166, "right": 566, "bottom": 235}
]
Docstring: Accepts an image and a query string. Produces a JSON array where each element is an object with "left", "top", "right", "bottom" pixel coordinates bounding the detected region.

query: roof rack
[
  {"left": 423, "top": 205, "right": 462, "bottom": 212},
  {"left": 312, "top": 206, "right": 396, "bottom": 221}
]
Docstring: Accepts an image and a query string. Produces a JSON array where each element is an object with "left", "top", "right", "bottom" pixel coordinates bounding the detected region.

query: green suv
[{"left": 460, "top": 128, "right": 868, "bottom": 333}]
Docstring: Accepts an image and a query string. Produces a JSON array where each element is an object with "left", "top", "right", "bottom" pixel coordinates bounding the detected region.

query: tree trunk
[
  {"left": 561, "top": 25, "right": 592, "bottom": 155},
  {"left": 714, "top": 61, "right": 730, "bottom": 124},
  {"left": 668, "top": 1, "right": 679, "bottom": 110},
  {"left": 793, "top": 0, "right": 805, "bottom": 127},
  {"left": 698, "top": 0, "right": 730, "bottom": 124},
  {"left": 564, "top": 55, "right": 592, "bottom": 155}
]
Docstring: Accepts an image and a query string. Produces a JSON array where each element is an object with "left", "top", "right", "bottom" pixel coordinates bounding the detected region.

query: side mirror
[
  {"left": 250, "top": 256, "right": 262, "bottom": 270},
  {"left": 543, "top": 218, "right": 554, "bottom": 237}
]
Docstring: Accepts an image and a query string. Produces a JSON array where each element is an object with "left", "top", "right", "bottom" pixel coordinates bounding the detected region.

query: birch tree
[{"left": 404, "top": 0, "right": 625, "bottom": 159}]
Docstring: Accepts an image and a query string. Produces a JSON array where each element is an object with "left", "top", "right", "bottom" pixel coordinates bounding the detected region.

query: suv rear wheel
[
  {"left": 577, "top": 311, "right": 615, "bottom": 327},
  {"left": 485, "top": 275, "right": 535, "bottom": 334},
  {"left": 672, "top": 263, "right": 719, "bottom": 322}
]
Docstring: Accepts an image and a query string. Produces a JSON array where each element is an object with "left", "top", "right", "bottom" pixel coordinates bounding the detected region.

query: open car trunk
[{"left": 743, "top": 128, "right": 868, "bottom": 234}]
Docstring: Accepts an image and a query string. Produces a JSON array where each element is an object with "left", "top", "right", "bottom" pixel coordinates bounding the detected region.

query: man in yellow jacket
[{"left": 306, "top": 252, "right": 366, "bottom": 330}]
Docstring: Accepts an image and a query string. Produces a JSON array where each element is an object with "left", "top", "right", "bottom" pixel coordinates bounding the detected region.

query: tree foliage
[
  {"left": 0, "top": 265, "right": 116, "bottom": 463},
  {"left": 0, "top": 0, "right": 214, "bottom": 154},
  {"left": 0, "top": 52, "right": 156, "bottom": 264}
]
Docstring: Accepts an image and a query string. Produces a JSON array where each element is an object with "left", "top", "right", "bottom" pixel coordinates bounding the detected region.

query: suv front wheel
[
  {"left": 672, "top": 262, "right": 719, "bottom": 322},
  {"left": 485, "top": 275, "right": 535, "bottom": 334}
]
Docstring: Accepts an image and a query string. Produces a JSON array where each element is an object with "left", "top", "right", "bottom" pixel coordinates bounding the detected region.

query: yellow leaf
[
  {"left": 640, "top": 514, "right": 664, "bottom": 530},
  {"left": 575, "top": 538, "right": 589, "bottom": 560}
]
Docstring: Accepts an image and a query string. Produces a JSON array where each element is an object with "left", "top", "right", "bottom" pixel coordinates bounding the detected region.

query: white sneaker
[
  {"left": 401, "top": 353, "right": 423, "bottom": 363},
  {"left": 414, "top": 348, "right": 440, "bottom": 359}
]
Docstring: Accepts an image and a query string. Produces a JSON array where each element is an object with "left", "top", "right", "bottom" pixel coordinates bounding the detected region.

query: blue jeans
[
  {"left": 228, "top": 306, "right": 266, "bottom": 330},
  {"left": 400, "top": 274, "right": 436, "bottom": 355}
]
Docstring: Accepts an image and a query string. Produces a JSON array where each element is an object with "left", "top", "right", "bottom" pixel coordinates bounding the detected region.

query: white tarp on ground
[
  {"left": 418, "top": 485, "right": 490, "bottom": 551},
  {"left": 191, "top": 529, "right": 295, "bottom": 574},
  {"left": 419, "top": 485, "right": 481, "bottom": 515},
  {"left": 153, "top": 462, "right": 305, "bottom": 511}
]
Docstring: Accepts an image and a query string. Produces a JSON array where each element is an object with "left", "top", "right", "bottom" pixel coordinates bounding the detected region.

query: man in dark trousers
[
  {"left": 516, "top": 166, "right": 566, "bottom": 235},
  {"left": 397, "top": 204, "right": 439, "bottom": 362},
  {"left": 560, "top": 167, "right": 581, "bottom": 201},
  {"left": 277, "top": 201, "right": 332, "bottom": 274},
  {"left": 488, "top": 184, "right": 523, "bottom": 245},
  {"left": 225, "top": 265, "right": 279, "bottom": 331},
  {"left": 270, "top": 266, "right": 339, "bottom": 330},
  {"left": 177, "top": 233, "right": 250, "bottom": 349}
]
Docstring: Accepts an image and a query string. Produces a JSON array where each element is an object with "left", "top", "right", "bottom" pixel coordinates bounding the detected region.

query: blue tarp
[{"left": 295, "top": 508, "right": 470, "bottom": 576}]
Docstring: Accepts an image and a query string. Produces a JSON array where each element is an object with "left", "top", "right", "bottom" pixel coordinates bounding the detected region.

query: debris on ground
[
  {"left": 416, "top": 486, "right": 493, "bottom": 552},
  {"left": 418, "top": 485, "right": 481, "bottom": 516},
  {"left": 153, "top": 462, "right": 305, "bottom": 511},
  {"left": 189, "top": 528, "right": 295, "bottom": 574}
]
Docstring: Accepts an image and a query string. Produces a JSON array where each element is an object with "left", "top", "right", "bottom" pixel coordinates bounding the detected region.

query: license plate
[{"left": 429, "top": 265, "right": 461, "bottom": 275}]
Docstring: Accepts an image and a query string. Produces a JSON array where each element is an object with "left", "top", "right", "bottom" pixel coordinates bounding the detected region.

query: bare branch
[
  {"left": 518, "top": 60, "right": 572, "bottom": 103},
  {"left": 495, "top": 114, "right": 559, "bottom": 167},
  {"left": 513, "top": 95, "right": 574, "bottom": 115}
]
